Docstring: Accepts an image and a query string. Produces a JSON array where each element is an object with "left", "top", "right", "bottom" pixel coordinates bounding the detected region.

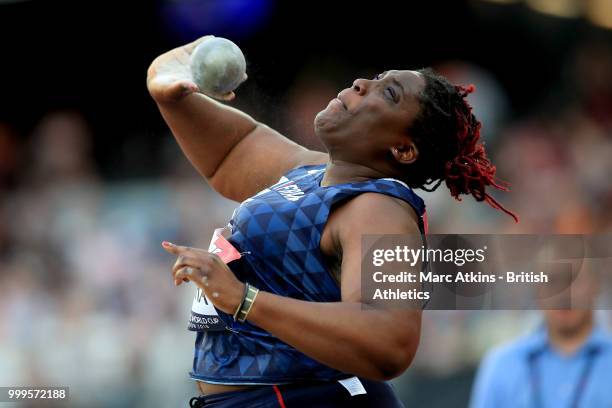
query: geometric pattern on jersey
[{"left": 190, "top": 164, "right": 427, "bottom": 384}]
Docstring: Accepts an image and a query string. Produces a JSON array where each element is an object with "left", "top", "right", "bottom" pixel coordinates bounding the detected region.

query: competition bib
[{"left": 187, "top": 226, "right": 242, "bottom": 332}]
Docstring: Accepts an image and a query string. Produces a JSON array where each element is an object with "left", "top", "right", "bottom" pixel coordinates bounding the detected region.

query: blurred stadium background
[{"left": 0, "top": 0, "right": 611, "bottom": 406}]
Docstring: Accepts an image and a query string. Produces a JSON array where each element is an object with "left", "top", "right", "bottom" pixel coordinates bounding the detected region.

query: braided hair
[{"left": 405, "top": 68, "right": 518, "bottom": 222}]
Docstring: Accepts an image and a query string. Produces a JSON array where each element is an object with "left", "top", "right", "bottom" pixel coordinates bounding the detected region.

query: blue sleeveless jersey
[{"left": 190, "top": 164, "right": 427, "bottom": 384}]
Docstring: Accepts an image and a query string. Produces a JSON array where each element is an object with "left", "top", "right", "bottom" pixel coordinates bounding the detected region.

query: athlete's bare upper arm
[
  {"left": 325, "top": 193, "right": 421, "bottom": 302},
  {"left": 209, "top": 123, "right": 328, "bottom": 202}
]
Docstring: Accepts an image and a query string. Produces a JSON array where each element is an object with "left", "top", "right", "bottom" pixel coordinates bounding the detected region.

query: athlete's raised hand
[{"left": 147, "top": 35, "right": 246, "bottom": 103}]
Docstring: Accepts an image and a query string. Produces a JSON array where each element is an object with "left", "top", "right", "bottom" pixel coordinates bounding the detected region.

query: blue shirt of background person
[{"left": 470, "top": 312, "right": 612, "bottom": 408}]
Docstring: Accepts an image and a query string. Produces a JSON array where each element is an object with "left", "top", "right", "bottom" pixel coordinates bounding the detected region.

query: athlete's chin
[
  {"left": 314, "top": 108, "right": 342, "bottom": 135},
  {"left": 314, "top": 119, "right": 334, "bottom": 149},
  {"left": 315, "top": 113, "right": 355, "bottom": 153}
]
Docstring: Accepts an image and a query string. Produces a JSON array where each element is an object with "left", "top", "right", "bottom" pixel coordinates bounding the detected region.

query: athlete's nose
[{"left": 352, "top": 79, "right": 368, "bottom": 96}]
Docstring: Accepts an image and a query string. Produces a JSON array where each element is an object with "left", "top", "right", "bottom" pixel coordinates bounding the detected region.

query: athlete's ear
[{"left": 390, "top": 141, "right": 418, "bottom": 165}]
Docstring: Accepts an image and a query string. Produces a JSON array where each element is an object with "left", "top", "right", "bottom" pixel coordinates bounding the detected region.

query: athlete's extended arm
[
  {"left": 147, "top": 36, "right": 327, "bottom": 202},
  {"left": 163, "top": 193, "right": 422, "bottom": 381}
]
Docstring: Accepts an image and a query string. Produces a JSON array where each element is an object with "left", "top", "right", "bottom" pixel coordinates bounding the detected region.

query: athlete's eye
[
  {"left": 385, "top": 87, "right": 398, "bottom": 102},
  {"left": 373, "top": 73, "right": 383, "bottom": 80}
]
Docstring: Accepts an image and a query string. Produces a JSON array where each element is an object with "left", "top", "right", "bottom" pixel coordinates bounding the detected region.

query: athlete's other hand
[
  {"left": 161, "top": 241, "right": 246, "bottom": 314},
  {"left": 146, "top": 35, "right": 246, "bottom": 103}
]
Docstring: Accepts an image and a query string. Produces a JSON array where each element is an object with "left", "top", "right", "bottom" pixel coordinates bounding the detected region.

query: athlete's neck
[
  {"left": 548, "top": 314, "right": 594, "bottom": 356},
  {"left": 320, "top": 161, "right": 387, "bottom": 187}
]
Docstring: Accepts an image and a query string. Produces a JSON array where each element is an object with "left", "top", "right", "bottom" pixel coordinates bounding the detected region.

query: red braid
[{"left": 444, "top": 85, "right": 519, "bottom": 223}]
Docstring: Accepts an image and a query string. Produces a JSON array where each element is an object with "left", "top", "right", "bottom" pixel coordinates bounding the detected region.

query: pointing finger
[
  {"left": 162, "top": 241, "right": 193, "bottom": 255},
  {"left": 162, "top": 241, "right": 179, "bottom": 254}
]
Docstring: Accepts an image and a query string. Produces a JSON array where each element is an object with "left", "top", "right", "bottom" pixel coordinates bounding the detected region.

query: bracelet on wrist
[
  {"left": 235, "top": 283, "right": 259, "bottom": 323},
  {"left": 232, "top": 283, "right": 249, "bottom": 321}
]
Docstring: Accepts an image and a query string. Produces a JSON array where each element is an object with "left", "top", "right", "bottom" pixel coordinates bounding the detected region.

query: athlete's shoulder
[{"left": 332, "top": 191, "right": 420, "bottom": 235}]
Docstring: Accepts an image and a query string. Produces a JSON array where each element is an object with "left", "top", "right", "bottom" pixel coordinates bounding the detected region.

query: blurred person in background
[
  {"left": 470, "top": 263, "right": 612, "bottom": 408},
  {"left": 147, "top": 35, "right": 517, "bottom": 407}
]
